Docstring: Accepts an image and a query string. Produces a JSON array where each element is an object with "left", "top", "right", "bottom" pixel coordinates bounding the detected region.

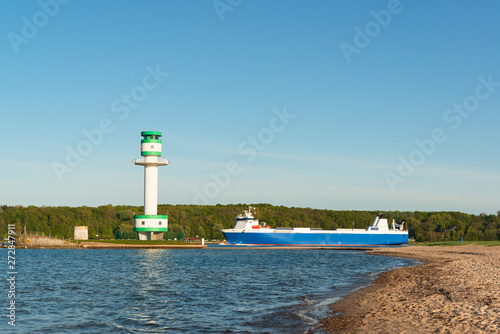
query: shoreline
[
  {"left": 5, "top": 244, "right": 376, "bottom": 250},
  {"left": 3, "top": 242, "right": 207, "bottom": 249},
  {"left": 318, "top": 244, "right": 500, "bottom": 333}
]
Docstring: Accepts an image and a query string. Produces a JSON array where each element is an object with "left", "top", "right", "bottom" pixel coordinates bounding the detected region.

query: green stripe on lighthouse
[
  {"left": 134, "top": 227, "right": 169, "bottom": 232},
  {"left": 141, "top": 151, "right": 162, "bottom": 156},
  {"left": 141, "top": 131, "right": 162, "bottom": 136},
  {"left": 134, "top": 215, "right": 168, "bottom": 219}
]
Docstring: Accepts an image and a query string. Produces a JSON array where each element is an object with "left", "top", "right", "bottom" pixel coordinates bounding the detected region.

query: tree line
[{"left": 1, "top": 204, "right": 499, "bottom": 242}]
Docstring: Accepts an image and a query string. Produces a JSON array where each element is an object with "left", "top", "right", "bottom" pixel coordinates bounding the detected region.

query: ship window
[
  {"left": 142, "top": 221, "right": 145, "bottom": 225},
  {"left": 151, "top": 145, "right": 154, "bottom": 148},
  {"left": 159, "top": 221, "right": 162, "bottom": 225}
]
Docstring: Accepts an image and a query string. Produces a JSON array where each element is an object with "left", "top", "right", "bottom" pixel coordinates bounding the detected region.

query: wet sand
[{"left": 318, "top": 245, "right": 500, "bottom": 333}]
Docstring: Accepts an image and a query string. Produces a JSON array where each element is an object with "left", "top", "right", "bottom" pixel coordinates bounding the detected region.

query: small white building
[{"left": 73, "top": 226, "right": 89, "bottom": 240}]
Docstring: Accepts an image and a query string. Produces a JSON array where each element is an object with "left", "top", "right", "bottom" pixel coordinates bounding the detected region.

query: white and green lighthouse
[{"left": 133, "top": 131, "right": 169, "bottom": 240}]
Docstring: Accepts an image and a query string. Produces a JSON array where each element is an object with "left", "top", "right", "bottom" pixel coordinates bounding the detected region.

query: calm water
[{"left": 4, "top": 247, "right": 417, "bottom": 333}]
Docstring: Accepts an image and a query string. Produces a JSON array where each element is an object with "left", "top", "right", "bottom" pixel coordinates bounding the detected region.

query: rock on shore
[{"left": 319, "top": 245, "right": 500, "bottom": 334}]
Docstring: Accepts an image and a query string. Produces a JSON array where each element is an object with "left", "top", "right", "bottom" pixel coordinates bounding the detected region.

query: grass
[
  {"left": 410, "top": 240, "right": 500, "bottom": 247},
  {"left": 79, "top": 239, "right": 191, "bottom": 245}
]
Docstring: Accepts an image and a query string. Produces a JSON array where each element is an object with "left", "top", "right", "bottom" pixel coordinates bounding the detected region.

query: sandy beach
[{"left": 319, "top": 245, "right": 500, "bottom": 333}]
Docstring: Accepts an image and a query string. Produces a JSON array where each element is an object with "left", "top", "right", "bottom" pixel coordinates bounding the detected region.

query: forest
[{"left": 1, "top": 203, "right": 499, "bottom": 242}]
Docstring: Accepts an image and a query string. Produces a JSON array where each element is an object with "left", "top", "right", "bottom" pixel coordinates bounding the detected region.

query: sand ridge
[{"left": 319, "top": 245, "right": 500, "bottom": 333}]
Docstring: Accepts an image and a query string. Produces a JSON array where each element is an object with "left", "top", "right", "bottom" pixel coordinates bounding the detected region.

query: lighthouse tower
[{"left": 133, "top": 131, "right": 169, "bottom": 240}]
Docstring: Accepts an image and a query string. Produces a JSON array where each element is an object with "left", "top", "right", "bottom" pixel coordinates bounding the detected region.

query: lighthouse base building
[
  {"left": 134, "top": 215, "right": 168, "bottom": 241},
  {"left": 133, "top": 131, "right": 169, "bottom": 241}
]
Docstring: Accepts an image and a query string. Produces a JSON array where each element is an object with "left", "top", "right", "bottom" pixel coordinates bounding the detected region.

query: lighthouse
[{"left": 133, "top": 131, "right": 169, "bottom": 240}]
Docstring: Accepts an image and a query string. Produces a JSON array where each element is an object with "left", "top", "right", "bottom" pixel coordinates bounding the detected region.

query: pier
[{"left": 79, "top": 242, "right": 207, "bottom": 249}]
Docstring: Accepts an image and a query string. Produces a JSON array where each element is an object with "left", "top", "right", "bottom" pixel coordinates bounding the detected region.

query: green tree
[
  {"left": 196, "top": 226, "right": 206, "bottom": 238},
  {"left": 118, "top": 210, "right": 134, "bottom": 221},
  {"left": 118, "top": 222, "right": 133, "bottom": 232}
]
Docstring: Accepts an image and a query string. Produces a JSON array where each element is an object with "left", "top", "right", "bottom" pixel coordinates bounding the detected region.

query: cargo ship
[{"left": 221, "top": 207, "right": 408, "bottom": 246}]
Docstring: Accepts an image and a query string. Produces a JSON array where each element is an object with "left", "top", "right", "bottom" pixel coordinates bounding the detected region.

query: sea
[{"left": 4, "top": 247, "right": 418, "bottom": 334}]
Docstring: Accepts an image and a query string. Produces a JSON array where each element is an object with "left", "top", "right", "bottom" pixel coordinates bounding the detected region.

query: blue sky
[{"left": 1, "top": 0, "right": 499, "bottom": 214}]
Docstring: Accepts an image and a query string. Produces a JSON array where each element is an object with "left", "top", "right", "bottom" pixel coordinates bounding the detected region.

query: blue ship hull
[{"left": 222, "top": 231, "right": 408, "bottom": 246}]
